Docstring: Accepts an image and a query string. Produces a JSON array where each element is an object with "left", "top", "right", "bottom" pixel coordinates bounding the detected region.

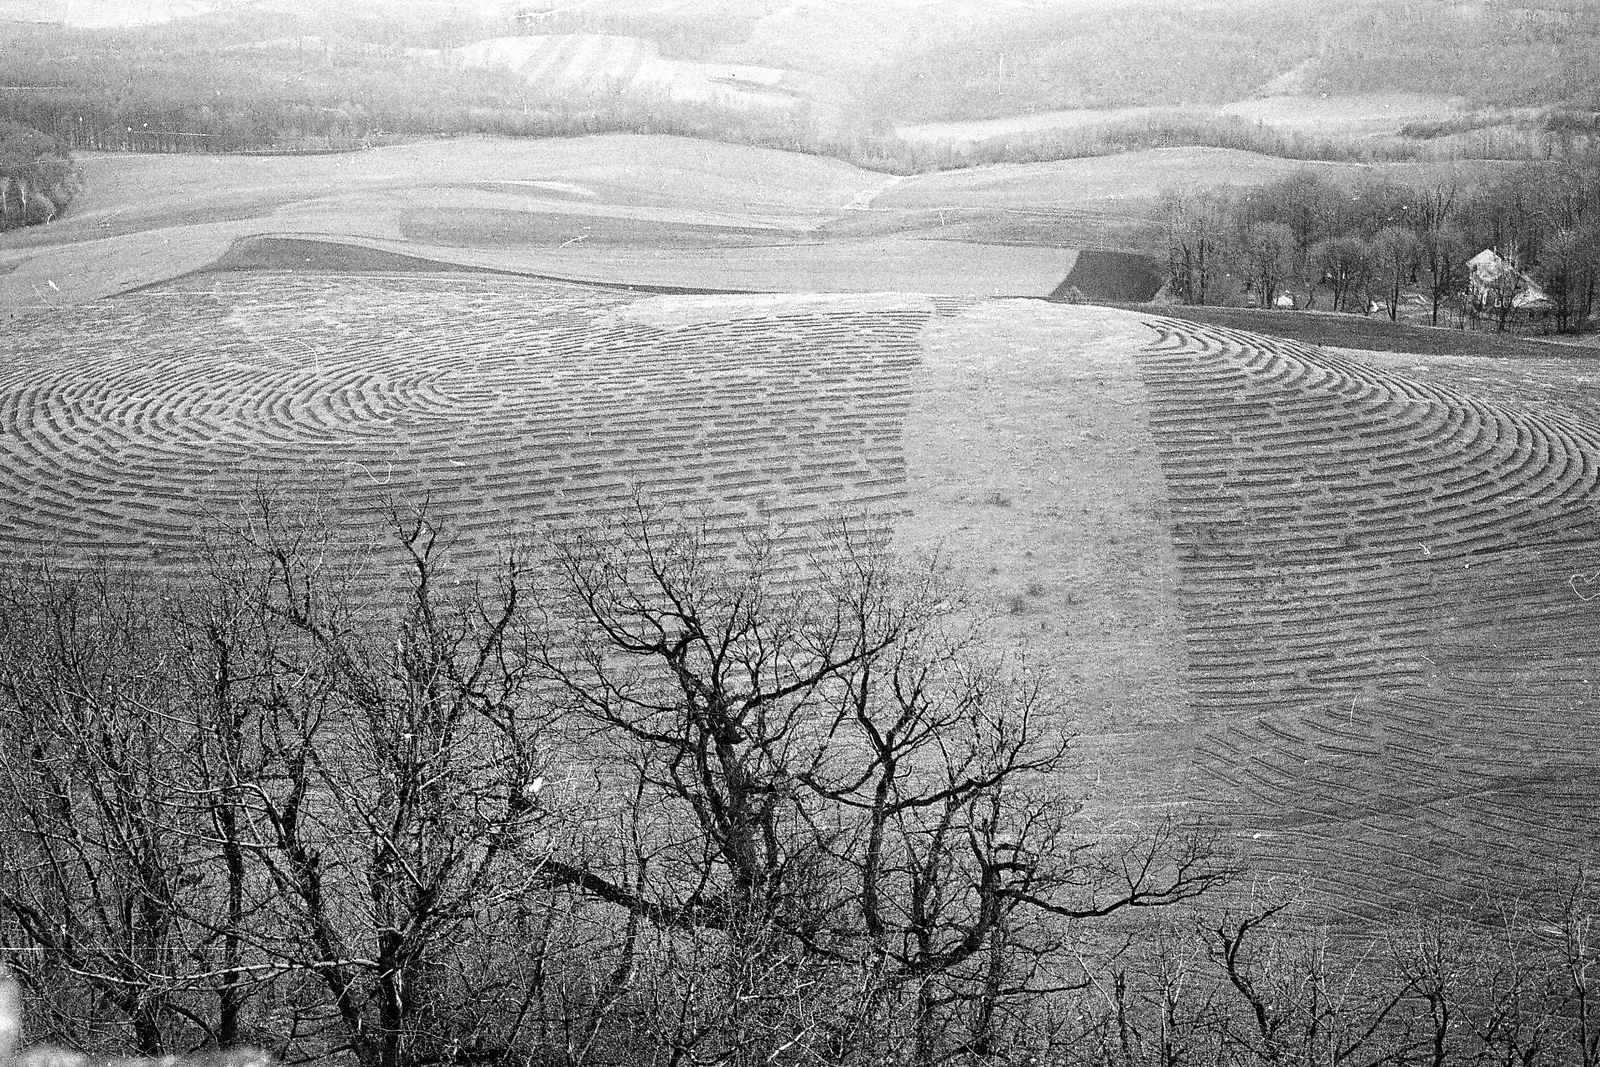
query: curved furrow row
[
  {"left": 1137, "top": 318, "right": 1600, "bottom": 714},
  {"left": 1142, "top": 318, "right": 1600, "bottom": 916},
  {"left": 0, "top": 274, "right": 934, "bottom": 569}
]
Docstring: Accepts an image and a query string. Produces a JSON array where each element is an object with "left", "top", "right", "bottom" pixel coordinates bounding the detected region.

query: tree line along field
[
  {"left": 1156, "top": 159, "right": 1600, "bottom": 342},
  {"left": 4, "top": 256, "right": 1600, "bottom": 926}
]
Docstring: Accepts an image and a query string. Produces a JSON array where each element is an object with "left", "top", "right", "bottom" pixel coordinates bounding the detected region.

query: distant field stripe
[
  {"left": 561, "top": 34, "right": 609, "bottom": 86},
  {"left": 603, "top": 36, "right": 648, "bottom": 86},
  {"left": 523, "top": 35, "right": 582, "bottom": 84}
]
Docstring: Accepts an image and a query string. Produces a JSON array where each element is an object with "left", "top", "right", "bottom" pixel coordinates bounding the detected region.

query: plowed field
[{"left": 4, "top": 262, "right": 1599, "bottom": 923}]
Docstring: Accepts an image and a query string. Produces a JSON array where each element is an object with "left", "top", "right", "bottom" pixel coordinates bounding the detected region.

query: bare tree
[
  {"left": 0, "top": 498, "right": 1234, "bottom": 1067},
  {"left": 1161, "top": 188, "right": 1232, "bottom": 306},
  {"left": 0, "top": 498, "right": 560, "bottom": 1067},
  {"left": 1207, "top": 904, "right": 1425, "bottom": 1067},
  {"left": 1371, "top": 226, "right": 1423, "bottom": 322},
  {"left": 527, "top": 503, "right": 1232, "bottom": 1066},
  {"left": 0, "top": 565, "right": 213, "bottom": 1055},
  {"left": 1309, "top": 236, "right": 1373, "bottom": 315},
  {"left": 1534, "top": 226, "right": 1600, "bottom": 333},
  {"left": 1240, "top": 222, "right": 1296, "bottom": 310},
  {"left": 1419, "top": 224, "right": 1469, "bottom": 327},
  {"left": 201, "top": 499, "right": 557, "bottom": 1067}
]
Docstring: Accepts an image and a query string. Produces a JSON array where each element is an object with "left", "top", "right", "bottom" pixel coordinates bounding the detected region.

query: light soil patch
[
  {"left": 54, "top": 135, "right": 881, "bottom": 231},
  {"left": 898, "top": 106, "right": 1184, "bottom": 146},
  {"left": 899, "top": 302, "right": 1194, "bottom": 820},
  {"left": 1218, "top": 93, "right": 1470, "bottom": 136},
  {"left": 388, "top": 193, "right": 815, "bottom": 240},
  {"left": 877, "top": 148, "right": 1315, "bottom": 214},
  {"left": 443, "top": 239, "right": 1077, "bottom": 297}
]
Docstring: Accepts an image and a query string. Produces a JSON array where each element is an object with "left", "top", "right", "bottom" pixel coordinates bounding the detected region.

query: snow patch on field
[
  {"left": 606, "top": 291, "right": 935, "bottom": 328},
  {"left": 454, "top": 35, "right": 825, "bottom": 113}
]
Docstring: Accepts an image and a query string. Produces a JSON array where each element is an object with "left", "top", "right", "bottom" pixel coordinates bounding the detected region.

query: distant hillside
[
  {"left": 451, "top": 34, "right": 842, "bottom": 118},
  {"left": 2, "top": 0, "right": 1595, "bottom": 171},
  {"left": 0, "top": 0, "right": 220, "bottom": 26},
  {"left": 863, "top": 0, "right": 1600, "bottom": 123}
]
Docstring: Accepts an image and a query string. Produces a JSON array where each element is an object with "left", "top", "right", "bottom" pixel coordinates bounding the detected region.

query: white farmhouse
[{"left": 1467, "top": 248, "right": 1551, "bottom": 313}]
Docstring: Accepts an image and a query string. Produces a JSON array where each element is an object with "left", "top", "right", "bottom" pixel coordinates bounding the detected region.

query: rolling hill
[
  {"left": 4, "top": 231, "right": 1599, "bottom": 922},
  {"left": 0, "top": 136, "right": 1091, "bottom": 309}
]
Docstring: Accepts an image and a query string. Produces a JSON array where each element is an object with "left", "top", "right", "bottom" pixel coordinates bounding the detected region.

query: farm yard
[{"left": 4, "top": 234, "right": 1600, "bottom": 924}]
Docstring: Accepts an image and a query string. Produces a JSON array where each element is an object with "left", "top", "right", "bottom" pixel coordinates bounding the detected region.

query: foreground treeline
[
  {"left": 1161, "top": 158, "right": 1600, "bottom": 332},
  {"left": 5, "top": 498, "right": 1600, "bottom": 1066},
  {"left": 0, "top": 498, "right": 1231, "bottom": 1067}
]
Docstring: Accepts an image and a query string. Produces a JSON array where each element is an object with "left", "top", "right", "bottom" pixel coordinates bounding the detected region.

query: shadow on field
[
  {"left": 1049, "top": 249, "right": 1163, "bottom": 302},
  {"left": 211, "top": 236, "right": 512, "bottom": 274}
]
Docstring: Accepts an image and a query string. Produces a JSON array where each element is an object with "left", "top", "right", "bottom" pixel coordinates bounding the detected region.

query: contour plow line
[{"left": 1136, "top": 316, "right": 1600, "bottom": 919}]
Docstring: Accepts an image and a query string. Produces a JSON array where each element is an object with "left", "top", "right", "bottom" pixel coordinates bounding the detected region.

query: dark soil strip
[
  {"left": 211, "top": 236, "right": 498, "bottom": 274},
  {"left": 1115, "top": 303, "right": 1593, "bottom": 360},
  {"left": 123, "top": 235, "right": 772, "bottom": 298},
  {"left": 1049, "top": 249, "right": 1163, "bottom": 302}
]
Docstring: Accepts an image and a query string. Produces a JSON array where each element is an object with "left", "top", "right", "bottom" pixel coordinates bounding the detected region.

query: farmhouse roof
[
  {"left": 1468, "top": 247, "right": 1550, "bottom": 309},
  {"left": 1468, "top": 247, "right": 1514, "bottom": 282}
]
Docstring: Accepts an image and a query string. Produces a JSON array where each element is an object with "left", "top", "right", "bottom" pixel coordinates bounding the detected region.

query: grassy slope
[{"left": 899, "top": 301, "right": 1195, "bottom": 820}]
